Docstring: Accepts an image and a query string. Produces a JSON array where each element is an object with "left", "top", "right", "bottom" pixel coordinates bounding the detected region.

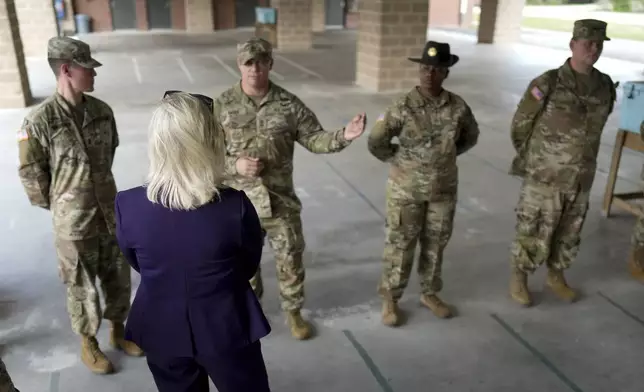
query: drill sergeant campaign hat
[
  {"left": 572, "top": 19, "right": 611, "bottom": 41},
  {"left": 237, "top": 37, "right": 273, "bottom": 64},
  {"left": 47, "top": 36, "right": 102, "bottom": 68},
  {"left": 408, "top": 41, "right": 459, "bottom": 67}
]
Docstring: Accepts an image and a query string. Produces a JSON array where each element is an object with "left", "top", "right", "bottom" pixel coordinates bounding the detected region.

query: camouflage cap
[
  {"left": 237, "top": 37, "right": 272, "bottom": 64},
  {"left": 47, "top": 37, "right": 102, "bottom": 68},
  {"left": 572, "top": 19, "right": 610, "bottom": 41}
]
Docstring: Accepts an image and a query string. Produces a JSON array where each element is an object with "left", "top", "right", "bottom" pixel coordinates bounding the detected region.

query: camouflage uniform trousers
[
  {"left": 0, "top": 358, "right": 17, "bottom": 392},
  {"left": 510, "top": 180, "right": 590, "bottom": 273},
  {"left": 249, "top": 212, "right": 306, "bottom": 311},
  {"left": 378, "top": 196, "right": 457, "bottom": 301},
  {"left": 55, "top": 232, "right": 132, "bottom": 337},
  {"left": 630, "top": 215, "right": 644, "bottom": 268}
]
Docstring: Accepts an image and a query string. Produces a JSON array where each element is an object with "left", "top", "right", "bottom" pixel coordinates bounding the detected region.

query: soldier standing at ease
[
  {"left": 0, "top": 358, "right": 19, "bottom": 392},
  {"left": 213, "top": 38, "right": 366, "bottom": 340},
  {"left": 368, "top": 41, "right": 480, "bottom": 326},
  {"left": 508, "top": 19, "right": 617, "bottom": 306},
  {"left": 626, "top": 121, "right": 644, "bottom": 283},
  {"left": 17, "top": 37, "right": 143, "bottom": 374}
]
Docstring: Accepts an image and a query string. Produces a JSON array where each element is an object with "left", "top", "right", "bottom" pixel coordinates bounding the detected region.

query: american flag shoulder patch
[
  {"left": 531, "top": 86, "right": 544, "bottom": 101},
  {"left": 17, "top": 128, "right": 29, "bottom": 141}
]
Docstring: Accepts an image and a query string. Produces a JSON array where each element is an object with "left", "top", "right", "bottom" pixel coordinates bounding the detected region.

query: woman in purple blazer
[{"left": 114, "top": 91, "right": 272, "bottom": 392}]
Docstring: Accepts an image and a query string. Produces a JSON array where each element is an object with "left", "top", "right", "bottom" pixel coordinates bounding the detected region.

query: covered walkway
[
  {"left": 1, "top": 0, "right": 530, "bottom": 107},
  {"left": 1, "top": 27, "right": 643, "bottom": 392}
]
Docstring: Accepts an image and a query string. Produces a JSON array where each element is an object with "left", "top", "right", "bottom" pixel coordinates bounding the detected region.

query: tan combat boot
[
  {"left": 381, "top": 299, "right": 401, "bottom": 327},
  {"left": 420, "top": 294, "right": 452, "bottom": 319},
  {"left": 627, "top": 247, "right": 644, "bottom": 283},
  {"left": 110, "top": 322, "right": 144, "bottom": 357},
  {"left": 81, "top": 336, "right": 114, "bottom": 374},
  {"left": 546, "top": 269, "right": 578, "bottom": 302},
  {"left": 287, "top": 310, "right": 313, "bottom": 340},
  {"left": 510, "top": 268, "right": 532, "bottom": 306}
]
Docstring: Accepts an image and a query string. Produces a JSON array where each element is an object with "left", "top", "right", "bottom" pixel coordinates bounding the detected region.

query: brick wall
[
  {"left": 312, "top": 0, "right": 325, "bottom": 32},
  {"left": 0, "top": 0, "right": 32, "bottom": 108},
  {"left": 172, "top": 0, "right": 186, "bottom": 29},
  {"left": 185, "top": 0, "right": 213, "bottom": 32},
  {"left": 15, "top": 0, "right": 58, "bottom": 58},
  {"left": 73, "top": 0, "right": 112, "bottom": 32},
  {"left": 214, "top": 0, "right": 235, "bottom": 29},
  {"left": 429, "top": 0, "right": 460, "bottom": 27},
  {"left": 272, "top": 0, "right": 313, "bottom": 51},
  {"left": 356, "top": 0, "right": 428, "bottom": 92},
  {"left": 478, "top": 0, "right": 524, "bottom": 44}
]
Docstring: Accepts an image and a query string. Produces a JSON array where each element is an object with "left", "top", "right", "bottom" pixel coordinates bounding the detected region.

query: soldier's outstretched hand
[{"left": 343, "top": 113, "right": 367, "bottom": 141}]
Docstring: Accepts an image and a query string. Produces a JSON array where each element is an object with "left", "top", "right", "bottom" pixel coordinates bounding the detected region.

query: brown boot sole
[
  {"left": 110, "top": 339, "right": 145, "bottom": 357},
  {"left": 82, "top": 358, "right": 114, "bottom": 375},
  {"left": 546, "top": 283, "right": 578, "bottom": 303},
  {"left": 381, "top": 314, "right": 401, "bottom": 327},
  {"left": 628, "top": 264, "right": 644, "bottom": 283},
  {"left": 510, "top": 292, "right": 533, "bottom": 307},
  {"left": 420, "top": 297, "right": 453, "bottom": 319}
]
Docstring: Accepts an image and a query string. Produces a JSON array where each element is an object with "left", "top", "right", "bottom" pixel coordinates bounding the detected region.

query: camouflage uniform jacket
[
  {"left": 18, "top": 93, "right": 120, "bottom": 240},
  {"left": 510, "top": 59, "right": 616, "bottom": 191},
  {"left": 214, "top": 82, "right": 351, "bottom": 218},
  {"left": 367, "top": 87, "right": 479, "bottom": 201}
]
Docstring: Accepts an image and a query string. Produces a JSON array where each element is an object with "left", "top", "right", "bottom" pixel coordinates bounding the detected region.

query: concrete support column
[
  {"left": 477, "top": 0, "right": 525, "bottom": 44},
  {"left": 185, "top": 0, "right": 214, "bottom": 32},
  {"left": 0, "top": 0, "right": 32, "bottom": 108},
  {"left": 312, "top": 0, "right": 325, "bottom": 32},
  {"left": 15, "top": 0, "right": 57, "bottom": 57},
  {"left": 356, "top": 0, "right": 428, "bottom": 92},
  {"left": 273, "top": 0, "right": 313, "bottom": 51},
  {"left": 461, "top": 0, "right": 474, "bottom": 29}
]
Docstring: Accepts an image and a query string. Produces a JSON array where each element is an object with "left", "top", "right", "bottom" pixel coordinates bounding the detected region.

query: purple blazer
[{"left": 114, "top": 186, "right": 271, "bottom": 358}]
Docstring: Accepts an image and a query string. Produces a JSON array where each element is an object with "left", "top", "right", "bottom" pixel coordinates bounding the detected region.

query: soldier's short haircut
[{"left": 48, "top": 58, "right": 71, "bottom": 77}]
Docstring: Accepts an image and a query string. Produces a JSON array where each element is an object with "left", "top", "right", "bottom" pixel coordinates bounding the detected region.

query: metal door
[
  {"left": 326, "top": 0, "right": 344, "bottom": 27},
  {"left": 147, "top": 0, "right": 172, "bottom": 29},
  {"left": 235, "top": 0, "right": 259, "bottom": 28},
  {"left": 110, "top": 0, "right": 137, "bottom": 29}
]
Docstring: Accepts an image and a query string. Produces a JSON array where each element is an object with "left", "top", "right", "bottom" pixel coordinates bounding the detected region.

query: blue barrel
[{"left": 75, "top": 14, "right": 91, "bottom": 34}]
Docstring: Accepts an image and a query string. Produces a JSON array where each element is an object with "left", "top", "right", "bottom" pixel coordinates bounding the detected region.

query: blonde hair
[{"left": 145, "top": 92, "right": 225, "bottom": 210}]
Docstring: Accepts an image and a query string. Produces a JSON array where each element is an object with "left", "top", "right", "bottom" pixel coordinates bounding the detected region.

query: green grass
[
  {"left": 471, "top": 15, "right": 644, "bottom": 41},
  {"left": 521, "top": 17, "right": 644, "bottom": 41}
]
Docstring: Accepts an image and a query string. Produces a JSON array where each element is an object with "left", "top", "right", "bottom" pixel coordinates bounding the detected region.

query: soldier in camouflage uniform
[
  {"left": 626, "top": 121, "right": 644, "bottom": 283},
  {"left": 0, "top": 358, "right": 18, "bottom": 392},
  {"left": 509, "top": 20, "right": 617, "bottom": 306},
  {"left": 368, "top": 41, "right": 480, "bottom": 326},
  {"left": 17, "top": 37, "right": 143, "bottom": 374},
  {"left": 213, "top": 38, "right": 366, "bottom": 340}
]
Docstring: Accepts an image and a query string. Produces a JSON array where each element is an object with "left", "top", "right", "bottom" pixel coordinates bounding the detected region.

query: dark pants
[{"left": 147, "top": 341, "right": 271, "bottom": 392}]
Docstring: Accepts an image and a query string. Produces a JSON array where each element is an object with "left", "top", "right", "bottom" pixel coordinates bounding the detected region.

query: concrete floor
[{"left": 1, "top": 28, "right": 644, "bottom": 392}]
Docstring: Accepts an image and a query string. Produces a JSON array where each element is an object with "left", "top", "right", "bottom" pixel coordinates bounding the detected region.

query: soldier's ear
[{"left": 60, "top": 63, "right": 71, "bottom": 77}]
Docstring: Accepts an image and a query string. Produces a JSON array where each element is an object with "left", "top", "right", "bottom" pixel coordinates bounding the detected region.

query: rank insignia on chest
[
  {"left": 531, "top": 86, "right": 544, "bottom": 101},
  {"left": 17, "top": 128, "right": 29, "bottom": 141}
]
